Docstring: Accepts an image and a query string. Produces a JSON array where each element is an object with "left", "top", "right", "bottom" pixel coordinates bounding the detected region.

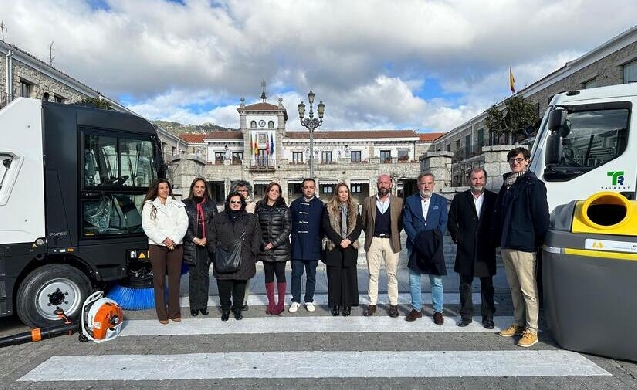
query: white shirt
[
  {"left": 420, "top": 197, "right": 430, "bottom": 220},
  {"left": 376, "top": 194, "right": 390, "bottom": 214},
  {"left": 473, "top": 192, "right": 484, "bottom": 219}
]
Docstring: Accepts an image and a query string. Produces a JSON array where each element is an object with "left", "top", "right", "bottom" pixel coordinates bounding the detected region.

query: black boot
[
  {"left": 342, "top": 306, "right": 351, "bottom": 316},
  {"left": 331, "top": 306, "right": 340, "bottom": 316},
  {"left": 200, "top": 308, "right": 209, "bottom": 315},
  {"left": 221, "top": 310, "right": 230, "bottom": 322},
  {"left": 233, "top": 309, "right": 244, "bottom": 320},
  {"left": 190, "top": 309, "right": 199, "bottom": 317}
]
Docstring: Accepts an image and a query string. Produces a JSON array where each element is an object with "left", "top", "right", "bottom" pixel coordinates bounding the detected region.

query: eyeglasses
[
  {"left": 509, "top": 157, "right": 526, "bottom": 164},
  {"left": 230, "top": 200, "right": 242, "bottom": 204}
]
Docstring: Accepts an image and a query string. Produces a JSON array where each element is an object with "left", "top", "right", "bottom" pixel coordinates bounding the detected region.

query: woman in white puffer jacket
[{"left": 141, "top": 179, "right": 188, "bottom": 324}]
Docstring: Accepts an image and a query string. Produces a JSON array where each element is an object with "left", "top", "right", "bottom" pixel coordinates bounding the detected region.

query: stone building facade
[
  {"left": 168, "top": 95, "right": 443, "bottom": 205},
  {"left": 0, "top": 40, "right": 126, "bottom": 111},
  {"left": 430, "top": 25, "right": 637, "bottom": 188}
]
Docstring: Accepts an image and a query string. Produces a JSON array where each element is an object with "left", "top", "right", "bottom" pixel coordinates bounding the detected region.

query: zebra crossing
[{"left": 14, "top": 291, "right": 619, "bottom": 387}]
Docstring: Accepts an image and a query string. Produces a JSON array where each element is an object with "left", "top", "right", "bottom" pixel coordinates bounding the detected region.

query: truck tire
[{"left": 16, "top": 264, "right": 92, "bottom": 328}]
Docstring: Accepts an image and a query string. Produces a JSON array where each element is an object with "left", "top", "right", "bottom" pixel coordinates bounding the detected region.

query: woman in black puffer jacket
[
  {"left": 182, "top": 178, "right": 218, "bottom": 317},
  {"left": 255, "top": 182, "right": 291, "bottom": 315}
]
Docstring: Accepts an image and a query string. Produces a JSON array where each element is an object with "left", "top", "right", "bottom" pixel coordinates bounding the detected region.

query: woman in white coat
[{"left": 142, "top": 179, "right": 188, "bottom": 324}]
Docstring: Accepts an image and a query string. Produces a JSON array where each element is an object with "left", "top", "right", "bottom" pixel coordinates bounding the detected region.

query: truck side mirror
[
  {"left": 545, "top": 131, "right": 561, "bottom": 165},
  {"left": 547, "top": 108, "right": 567, "bottom": 131}
]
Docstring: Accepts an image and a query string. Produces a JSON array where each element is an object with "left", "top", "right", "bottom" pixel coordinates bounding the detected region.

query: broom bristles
[{"left": 107, "top": 284, "right": 155, "bottom": 311}]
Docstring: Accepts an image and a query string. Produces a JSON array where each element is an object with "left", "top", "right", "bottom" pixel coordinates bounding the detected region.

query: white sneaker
[
  {"left": 289, "top": 302, "right": 300, "bottom": 313},
  {"left": 305, "top": 302, "right": 316, "bottom": 312}
]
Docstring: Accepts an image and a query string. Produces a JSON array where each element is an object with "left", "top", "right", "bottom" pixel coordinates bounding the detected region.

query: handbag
[{"left": 215, "top": 232, "right": 245, "bottom": 273}]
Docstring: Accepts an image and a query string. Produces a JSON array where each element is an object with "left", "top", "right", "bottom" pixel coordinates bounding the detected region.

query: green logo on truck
[{"left": 607, "top": 171, "right": 625, "bottom": 186}]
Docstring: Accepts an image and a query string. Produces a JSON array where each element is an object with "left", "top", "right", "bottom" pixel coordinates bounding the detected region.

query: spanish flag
[{"left": 509, "top": 67, "right": 516, "bottom": 94}]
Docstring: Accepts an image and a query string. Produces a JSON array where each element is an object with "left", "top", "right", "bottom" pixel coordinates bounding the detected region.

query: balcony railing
[{"left": 249, "top": 157, "right": 276, "bottom": 171}]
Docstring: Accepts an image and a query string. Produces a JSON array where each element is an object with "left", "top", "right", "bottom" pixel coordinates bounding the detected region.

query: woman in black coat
[
  {"left": 255, "top": 182, "right": 291, "bottom": 315},
  {"left": 207, "top": 192, "right": 261, "bottom": 321},
  {"left": 322, "top": 183, "right": 362, "bottom": 316},
  {"left": 182, "top": 178, "right": 217, "bottom": 317}
]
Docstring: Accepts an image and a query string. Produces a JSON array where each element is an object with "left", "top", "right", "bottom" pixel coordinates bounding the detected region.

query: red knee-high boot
[
  {"left": 275, "top": 282, "right": 286, "bottom": 315},
  {"left": 265, "top": 282, "right": 275, "bottom": 315}
]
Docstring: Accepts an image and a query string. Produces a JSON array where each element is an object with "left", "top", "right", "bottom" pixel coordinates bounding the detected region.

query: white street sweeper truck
[{"left": 0, "top": 98, "right": 165, "bottom": 327}]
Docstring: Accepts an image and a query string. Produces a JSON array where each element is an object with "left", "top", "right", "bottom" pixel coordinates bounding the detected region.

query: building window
[
  {"left": 465, "top": 134, "right": 471, "bottom": 154},
  {"left": 20, "top": 80, "right": 33, "bottom": 98},
  {"left": 292, "top": 152, "right": 303, "bottom": 164},
  {"left": 250, "top": 121, "right": 257, "bottom": 128},
  {"left": 446, "top": 144, "right": 451, "bottom": 152},
  {"left": 351, "top": 150, "right": 362, "bottom": 162},
  {"left": 321, "top": 151, "right": 332, "bottom": 164},
  {"left": 623, "top": 60, "right": 637, "bottom": 83},
  {"left": 268, "top": 121, "right": 275, "bottom": 128},
  {"left": 215, "top": 152, "right": 224, "bottom": 163},
  {"left": 380, "top": 150, "right": 391, "bottom": 163},
  {"left": 455, "top": 139, "right": 461, "bottom": 151},
  {"left": 320, "top": 184, "right": 333, "bottom": 195},
  {"left": 54, "top": 94, "right": 65, "bottom": 103},
  {"left": 477, "top": 128, "right": 485, "bottom": 147},
  {"left": 397, "top": 149, "right": 409, "bottom": 162},
  {"left": 232, "top": 152, "right": 243, "bottom": 164},
  {"left": 351, "top": 184, "right": 362, "bottom": 193},
  {"left": 582, "top": 78, "right": 597, "bottom": 89},
  {"left": 171, "top": 146, "right": 177, "bottom": 156}
]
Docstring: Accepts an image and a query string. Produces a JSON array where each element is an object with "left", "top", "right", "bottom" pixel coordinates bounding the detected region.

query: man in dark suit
[
  {"left": 361, "top": 174, "right": 403, "bottom": 318},
  {"left": 403, "top": 173, "right": 448, "bottom": 325},
  {"left": 448, "top": 167, "right": 497, "bottom": 329}
]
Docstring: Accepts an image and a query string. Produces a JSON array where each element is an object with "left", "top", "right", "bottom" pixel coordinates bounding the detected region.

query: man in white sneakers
[{"left": 288, "top": 178, "right": 324, "bottom": 313}]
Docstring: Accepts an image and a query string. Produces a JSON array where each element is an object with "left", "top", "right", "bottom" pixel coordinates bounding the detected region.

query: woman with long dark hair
[
  {"left": 255, "top": 182, "right": 291, "bottom": 315},
  {"left": 322, "top": 183, "right": 362, "bottom": 316},
  {"left": 182, "top": 178, "right": 217, "bottom": 316},
  {"left": 207, "top": 192, "right": 261, "bottom": 321},
  {"left": 141, "top": 179, "right": 188, "bottom": 324}
]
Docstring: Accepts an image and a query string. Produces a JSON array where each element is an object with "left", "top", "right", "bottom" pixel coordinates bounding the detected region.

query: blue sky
[{"left": 2, "top": 0, "right": 637, "bottom": 132}]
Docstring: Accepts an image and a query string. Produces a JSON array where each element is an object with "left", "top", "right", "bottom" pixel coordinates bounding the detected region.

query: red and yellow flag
[{"left": 509, "top": 67, "right": 516, "bottom": 94}]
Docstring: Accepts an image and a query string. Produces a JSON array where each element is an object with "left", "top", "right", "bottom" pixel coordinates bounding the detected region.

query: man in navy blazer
[{"left": 403, "top": 173, "right": 448, "bottom": 325}]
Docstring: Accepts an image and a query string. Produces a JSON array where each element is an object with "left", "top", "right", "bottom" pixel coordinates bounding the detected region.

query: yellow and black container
[{"left": 543, "top": 192, "right": 637, "bottom": 362}]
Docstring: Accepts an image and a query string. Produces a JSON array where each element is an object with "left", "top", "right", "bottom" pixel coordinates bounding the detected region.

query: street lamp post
[{"left": 298, "top": 91, "right": 325, "bottom": 179}]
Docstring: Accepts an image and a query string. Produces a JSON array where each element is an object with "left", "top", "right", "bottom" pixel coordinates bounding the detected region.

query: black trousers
[
  {"left": 264, "top": 262, "right": 286, "bottom": 283},
  {"left": 459, "top": 274, "right": 495, "bottom": 320},
  {"left": 326, "top": 264, "right": 359, "bottom": 308},
  {"left": 188, "top": 246, "right": 211, "bottom": 311},
  {"left": 216, "top": 279, "right": 247, "bottom": 311}
]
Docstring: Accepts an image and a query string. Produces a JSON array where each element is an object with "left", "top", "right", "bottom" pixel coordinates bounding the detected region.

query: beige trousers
[
  {"left": 366, "top": 237, "right": 399, "bottom": 305},
  {"left": 501, "top": 248, "right": 539, "bottom": 333}
]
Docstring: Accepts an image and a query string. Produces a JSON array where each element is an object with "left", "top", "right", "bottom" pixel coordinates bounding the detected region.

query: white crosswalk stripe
[
  {"left": 120, "top": 316, "right": 515, "bottom": 336},
  {"left": 18, "top": 350, "right": 610, "bottom": 381}
]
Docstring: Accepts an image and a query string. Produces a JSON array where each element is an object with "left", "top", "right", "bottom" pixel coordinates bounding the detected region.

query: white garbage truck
[
  {"left": 0, "top": 98, "right": 165, "bottom": 327},
  {"left": 529, "top": 83, "right": 636, "bottom": 211}
]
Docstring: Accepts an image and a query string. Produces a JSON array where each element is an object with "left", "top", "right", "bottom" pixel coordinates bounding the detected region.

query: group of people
[{"left": 139, "top": 146, "right": 549, "bottom": 348}]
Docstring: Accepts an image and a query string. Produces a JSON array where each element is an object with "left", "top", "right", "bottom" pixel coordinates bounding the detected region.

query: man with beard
[
  {"left": 447, "top": 168, "right": 497, "bottom": 328},
  {"left": 403, "top": 173, "right": 448, "bottom": 325},
  {"left": 360, "top": 174, "right": 403, "bottom": 318}
]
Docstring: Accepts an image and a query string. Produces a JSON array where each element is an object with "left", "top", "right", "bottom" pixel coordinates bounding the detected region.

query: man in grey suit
[{"left": 361, "top": 174, "right": 403, "bottom": 318}]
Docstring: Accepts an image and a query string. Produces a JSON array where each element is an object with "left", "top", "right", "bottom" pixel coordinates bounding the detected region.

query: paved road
[{"left": 0, "top": 234, "right": 635, "bottom": 389}]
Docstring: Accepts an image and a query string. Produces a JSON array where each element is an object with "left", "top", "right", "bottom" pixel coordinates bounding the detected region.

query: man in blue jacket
[
  {"left": 493, "top": 147, "right": 549, "bottom": 348},
  {"left": 289, "top": 178, "right": 324, "bottom": 313},
  {"left": 403, "top": 173, "right": 448, "bottom": 325}
]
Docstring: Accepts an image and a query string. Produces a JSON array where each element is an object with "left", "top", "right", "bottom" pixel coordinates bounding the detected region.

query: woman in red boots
[{"left": 255, "top": 182, "right": 291, "bottom": 315}]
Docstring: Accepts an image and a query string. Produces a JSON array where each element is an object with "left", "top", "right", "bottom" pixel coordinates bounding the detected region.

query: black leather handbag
[{"left": 215, "top": 232, "right": 245, "bottom": 273}]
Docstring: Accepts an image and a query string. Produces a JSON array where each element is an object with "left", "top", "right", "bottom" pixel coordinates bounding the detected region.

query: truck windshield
[{"left": 544, "top": 107, "right": 629, "bottom": 182}]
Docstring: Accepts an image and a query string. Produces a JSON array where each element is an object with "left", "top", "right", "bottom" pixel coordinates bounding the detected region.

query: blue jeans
[
  {"left": 409, "top": 268, "right": 444, "bottom": 313},
  {"left": 291, "top": 259, "right": 318, "bottom": 303}
]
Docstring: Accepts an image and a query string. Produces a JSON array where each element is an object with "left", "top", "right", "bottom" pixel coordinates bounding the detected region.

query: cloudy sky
[{"left": 1, "top": 0, "right": 636, "bottom": 132}]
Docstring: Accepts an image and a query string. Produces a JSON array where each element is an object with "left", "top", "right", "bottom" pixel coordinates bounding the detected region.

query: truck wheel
[{"left": 16, "top": 264, "right": 92, "bottom": 328}]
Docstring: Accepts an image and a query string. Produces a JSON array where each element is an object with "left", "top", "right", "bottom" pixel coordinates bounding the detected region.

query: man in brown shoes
[{"left": 361, "top": 174, "right": 403, "bottom": 318}]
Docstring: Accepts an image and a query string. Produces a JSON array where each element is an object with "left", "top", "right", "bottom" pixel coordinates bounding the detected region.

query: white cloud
[{"left": 2, "top": 0, "right": 636, "bottom": 132}]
